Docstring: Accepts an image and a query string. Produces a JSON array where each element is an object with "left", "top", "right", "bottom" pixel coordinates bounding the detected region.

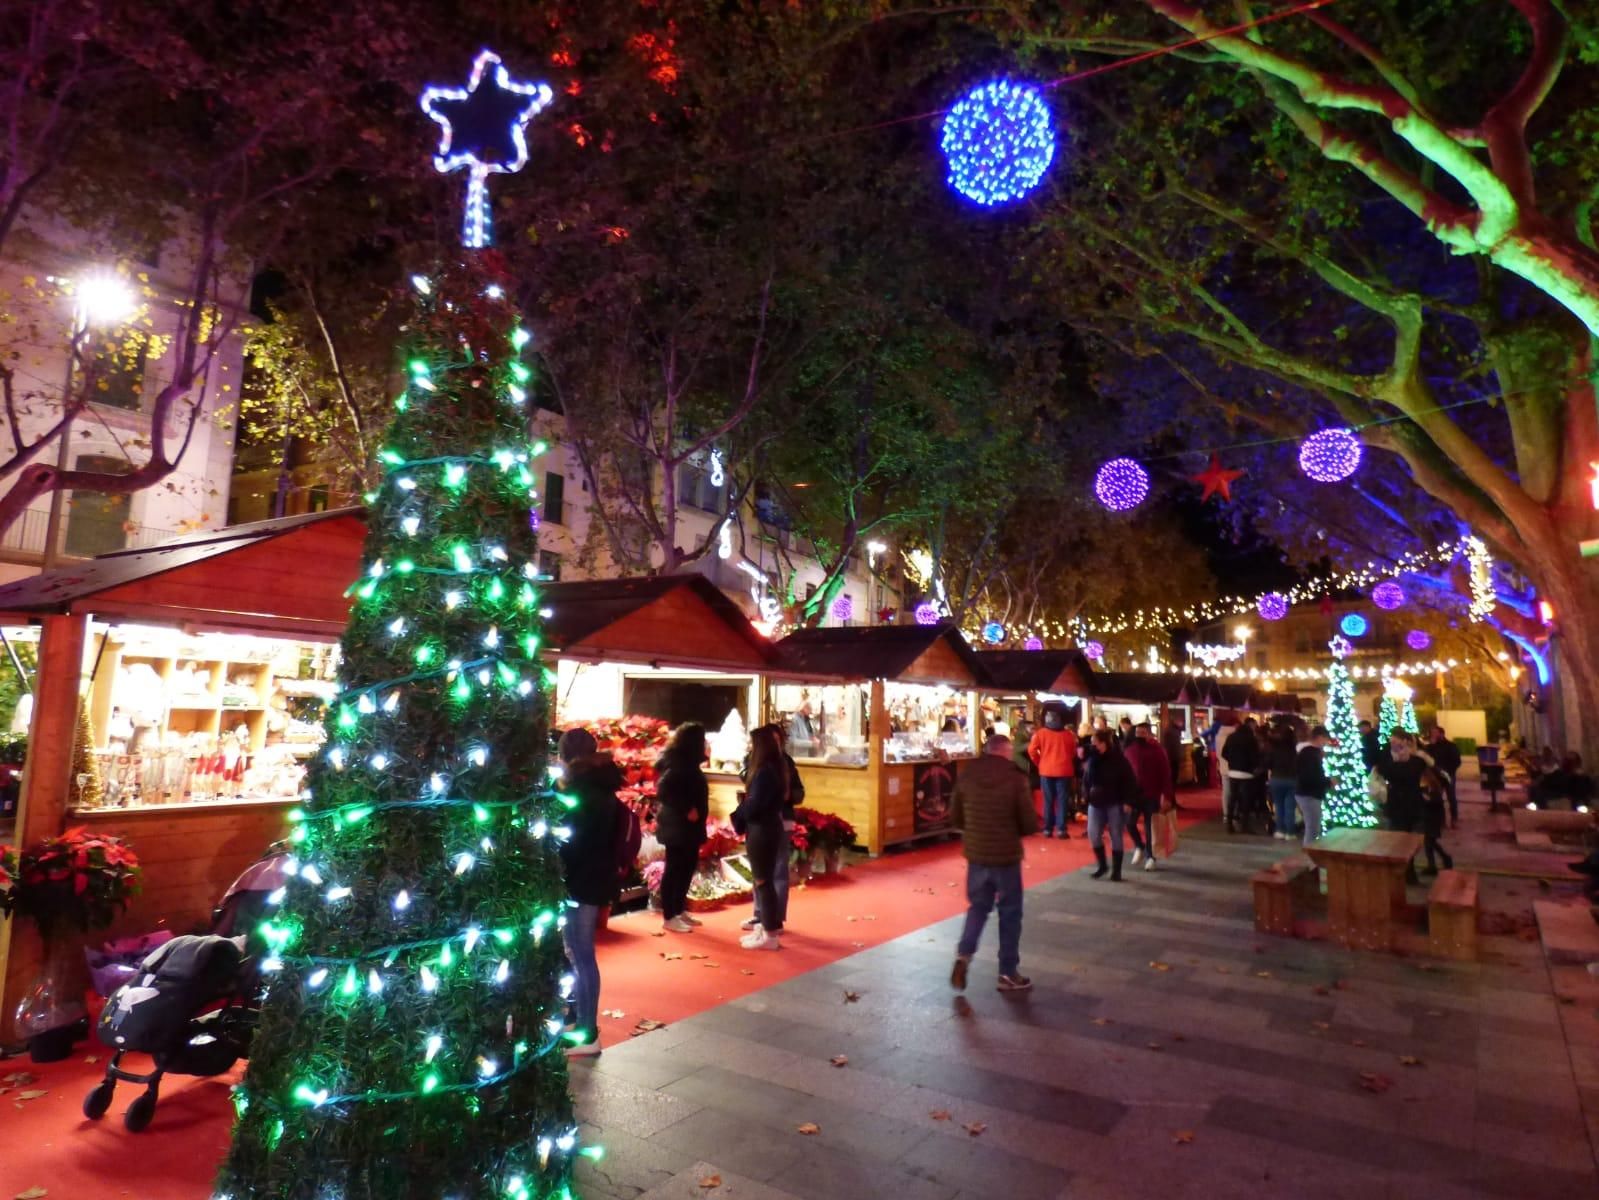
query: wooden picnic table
[{"left": 1304, "top": 827, "right": 1424, "bottom": 951}]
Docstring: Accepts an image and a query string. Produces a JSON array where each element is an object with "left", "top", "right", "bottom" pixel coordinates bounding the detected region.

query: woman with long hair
[
  {"left": 738, "top": 725, "right": 789, "bottom": 951},
  {"left": 653, "top": 722, "right": 708, "bottom": 933}
]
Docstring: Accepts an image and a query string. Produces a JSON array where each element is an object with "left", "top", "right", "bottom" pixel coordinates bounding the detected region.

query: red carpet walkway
[{"left": 0, "top": 791, "right": 1218, "bottom": 1200}]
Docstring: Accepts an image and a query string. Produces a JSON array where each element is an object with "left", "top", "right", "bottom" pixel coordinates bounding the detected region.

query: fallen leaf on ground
[
  {"left": 661, "top": 952, "right": 682, "bottom": 961},
  {"left": 1358, "top": 1072, "right": 1393, "bottom": 1094},
  {"left": 1090, "top": 1017, "right": 1113, "bottom": 1027},
  {"left": 846, "top": 916, "right": 858, "bottom": 922},
  {"left": 1214, "top": 967, "right": 1231, "bottom": 974},
  {"left": 797, "top": 1122, "right": 821, "bottom": 1136},
  {"left": 697, "top": 1174, "right": 722, "bottom": 1190},
  {"left": 842, "top": 991, "right": 861, "bottom": 1003},
  {"left": 851, "top": 941, "right": 865, "bottom": 948},
  {"left": 703, "top": 961, "right": 720, "bottom": 968},
  {"left": 930, "top": 1109, "right": 952, "bottom": 1121},
  {"left": 1312, "top": 985, "right": 1330, "bottom": 996},
  {"left": 1149, "top": 961, "right": 1172, "bottom": 972},
  {"left": 16, "top": 1188, "right": 48, "bottom": 1199},
  {"left": 739, "top": 969, "right": 755, "bottom": 976},
  {"left": 1255, "top": 970, "right": 1272, "bottom": 979},
  {"left": 1351, "top": 1039, "right": 1367, "bottom": 1047},
  {"left": 631, "top": 1019, "right": 666, "bottom": 1036},
  {"left": 965, "top": 1121, "right": 987, "bottom": 1137},
  {"left": 1312, "top": 1021, "right": 1331, "bottom": 1031},
  {"left": 650, "top": 931, "right": 666, "bottom": 938},
  {"left": 16, "top": 1090, "right": 47, "bottom": 1101},
  {"left": 601, "top": 1009, "right": 626, "bottom": 1019},
  {"left": 1173, "top": 1131, "right": 1195, "bottom": 1146},
  {"left": 1399, "top": 1055, "right": 1424, "bottom": 1067},
  {"left": 830, "top": 1055, "right": 849, "bottom": 1068},
  {"left": 1146, "top": 1042, "right": 1163, "bottom": 1052},
  {"left": 689, "top": 953, "right": 709, "bottom": 960},
  {"left": 1171, "top": 1034, "right": 1186, "bottom": 1042},
  {"left": 2, "top": 1073, "right": 35, "bottom": 1086}
]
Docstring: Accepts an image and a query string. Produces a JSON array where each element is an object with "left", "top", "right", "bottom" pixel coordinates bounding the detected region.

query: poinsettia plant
[
  {"left": 794, "top": 807, "right": 857, "bottom": 855},
  {"left": 0, "top": 843, "right": 16, "bottom": 918},
  {"left": 698, "top": 818, "right": 744, "bottom": 865},
  {"left": 586, "top": 715, "right": 672, "bottom": 831},
  {"left": 14, "top": 827, "right": 141, "bottom": 939}
]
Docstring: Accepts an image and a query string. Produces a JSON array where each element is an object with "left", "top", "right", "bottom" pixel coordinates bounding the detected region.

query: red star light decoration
[{"left": 1191, "top": 454, "right": 1244, "bottom": 502}]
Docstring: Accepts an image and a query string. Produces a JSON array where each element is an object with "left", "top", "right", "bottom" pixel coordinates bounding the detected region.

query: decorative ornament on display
[
  {"left": 914, "top": 602, "right": 941, "bottom": 626},
  {"left": 831, "top": 593, "right": 854, "bottom": 623},
  {"left": 1328, "top": 635, "right": 1353, "bottom": 660},
  {"left": 1083, "top": 640, "right": 1105, "bottom": 662},
  {"left": 1024, "top": 636, "right": 1044, "bottom": 651},
  {"left": 940, "top": 79, "right": 1056, "bottom": 206},
  {"left": 1298, "top": 427, "right": 1362, "bottom": 483},
  {"left": 981, "top": 621, "right": 1006, "bottom": 645},
  {"left": 421, "top": 50, "right": 554, "bottom": 248},
  {"left": 1093, "top": 458, "right": 1150, "bottom": 512},
  {"left": 1405, "top": 629, "right": 1432, "bottom": 651},
  {"left": 1372, "top": 581, "right": 1405, "bottom": 610},
  {"left": 1464, "top": 536, "right": 1496, "bottom": 621},
  {"left": 1257, "top": 592, "right": 1288, "bottom": 622},
  {"left": 1190, "top": 454, "right": 1245, "bottom": 503},
  {"left": 1339, "top": 613, "right": 1369, "bottom": 638},
  {"left": 1185, "top": 641, "right": 1247, "bottom": 671}
]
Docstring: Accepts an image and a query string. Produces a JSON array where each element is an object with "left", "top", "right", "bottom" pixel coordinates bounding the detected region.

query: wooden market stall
[
  {"left": 767, "top": 623, "right": 988, "bottom": 855},
  {"left": 975, "top": 650, "right": 1097, "bottom": 730}
]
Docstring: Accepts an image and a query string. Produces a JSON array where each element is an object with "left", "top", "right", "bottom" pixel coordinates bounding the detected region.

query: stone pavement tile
[
  {"left": 1474, "top": 1089, "right": 1590, "bottom": 1141},
  {"left": 866, "top": 1049, "right": 1129, "bottom": 1135},
  {"left": 571, "top": 1063, "right": 706, "bottom": 1139},
  {"left": 874, "top": 1082, "right": 1124, "bottom": 1172},
  {"left": 592, "top": 1042, "right": 707, "bottom": 1090},
  {"left": 778, "top": 1144, "right": 961, "bottom": 1200},
  {"left": 1473, "top": 1061, "right": 1582, "bottom": 1106},
  {"left": 895, "top": 1128, "right": 1070, "bottom": 1200},
  {"left": 574, "top": 1122, "right": 696, "bottom": 1199},
  {"left": 636, "top": 1162, "right": 802, "bottom": 1200},
  {"left": 1471, "top": 1122, "right": 1597, "bottom": 1174},
  {"left": 1475, "top": 1030, "right": 1583, "bottom": 1074},
  {"left": 649, "top": 1108, "right": 807, "bottom": 1183},
  {"left": 763, "top": 1054, "right": 916, "bottom": 1113},
  {"left": 1558, "top": 1004, "right": 1599, "bottom": 1049},
  {"left": 663, "top": 1028, "right": 813, "bottom": 1081}
]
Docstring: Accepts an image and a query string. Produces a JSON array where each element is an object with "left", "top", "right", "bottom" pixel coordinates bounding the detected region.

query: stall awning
[
  {"left": 773, "top": 623, "right": 984, "bottom": 686},
  {"left": 975, "top": 650, "right": 1096, "bottom": 696},
  {"left": 541, "top": 575, "right": 773, "bottom": 672},
  {"left": 1090, "top": 672, "right": 1214, "bottom": 705}
]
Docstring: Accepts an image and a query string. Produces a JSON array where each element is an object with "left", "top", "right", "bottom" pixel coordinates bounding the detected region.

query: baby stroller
[{"left": 82, "top": 849, "right": 291, "bottom": 1132}]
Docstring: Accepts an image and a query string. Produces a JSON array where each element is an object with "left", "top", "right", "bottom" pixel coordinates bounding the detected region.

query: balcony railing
[{"left": 0, "top": 506, "right": 179, "bottom": 563}]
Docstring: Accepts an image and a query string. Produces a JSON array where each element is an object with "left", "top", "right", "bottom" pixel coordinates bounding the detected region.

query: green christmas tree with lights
[
  {"left": 218, "top": 52, "right": 582, "bottom": 1200},
  {"left": 1323, "top": 637, "right": 1378, "bottom": 829},
  {"left": 1376, "top": 692, "right": 1399, "bottom": 744},
  {"left": 1400, "top": 698, "right": 1420, "bottom": 736}
]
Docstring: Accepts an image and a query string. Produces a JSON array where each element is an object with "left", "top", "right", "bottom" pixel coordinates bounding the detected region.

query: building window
[
  {"left": 537, "top": 550, "right": 562, "bottom": 581},
  {"left": 805, "top": 582, "right": 817, "bottom": 601},
  {"left": 64, "top": 454, "right": 131, "bottom": 557},
  {"left": 88, "top": 339, "right": 147, "bottom": 411},
  {"left": 543, "top": 471, "right": 565, "bottom": 526},
  {"left": 307, "top": 484, "right": 330, "bottom": 513}
]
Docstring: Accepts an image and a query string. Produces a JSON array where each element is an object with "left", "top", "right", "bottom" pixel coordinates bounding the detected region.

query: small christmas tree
[
  {"left": 707, "top": 708, "right": 749, "bottom": 774},
  {"left": 1376, "top": 693, "right": 1399, "bottom": 744},
  {"left": 1324, "top": 637, "right": 1378, "bottom": 829},
  {"left": 1400, "top": 698, "right": 1419, "bottom": 736},
  {"left": 71, "top": 704, "right": 104, "bottom": 809}
]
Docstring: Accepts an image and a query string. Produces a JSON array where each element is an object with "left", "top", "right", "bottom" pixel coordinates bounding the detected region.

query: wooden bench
[
  {"left": 1427, "top": 869, "right": 1479, "bottom": 961},
  {"left": 1251, "top": 854, "right": 1319, "bottom": 936}
]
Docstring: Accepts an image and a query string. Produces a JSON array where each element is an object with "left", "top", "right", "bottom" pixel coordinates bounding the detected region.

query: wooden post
[
  {"left": 868, "top": 678, "right": 887, "bottom": 853},
  {"left": 0, "top": 613, "right": 90, "bottom": 1043}
]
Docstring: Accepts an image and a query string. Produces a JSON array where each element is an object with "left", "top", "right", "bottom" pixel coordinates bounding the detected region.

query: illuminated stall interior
[
  {"left": 974, "top": 649, "right": 1097, "bottom": 733},
  {"left": 769, "top": 623, "right": 987, "bottom": 854}
]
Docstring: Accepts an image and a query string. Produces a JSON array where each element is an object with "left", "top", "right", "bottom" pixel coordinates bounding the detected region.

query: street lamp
[{"left": 41, "top": 271, "right": 138, "bottom": 568}]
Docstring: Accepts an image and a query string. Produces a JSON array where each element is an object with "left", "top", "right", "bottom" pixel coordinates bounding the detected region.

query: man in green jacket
[{"left": 951, "top": 734, "right": 1039, "bottom": 993}]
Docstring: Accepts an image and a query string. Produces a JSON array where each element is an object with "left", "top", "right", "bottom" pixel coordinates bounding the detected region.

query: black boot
[
  {"left": 1111, "top": 852, "right": 1124, "bottom": 881},
  {"left": 1091, "top": 847, "right": 1108, "bottom": 879},
  {"left": 1440, "top": 847, "right": 1454, "bottom": 870}
]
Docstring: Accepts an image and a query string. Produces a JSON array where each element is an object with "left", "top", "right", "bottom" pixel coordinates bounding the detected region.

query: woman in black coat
[
  {"left": 738, "top": 725, "right": 789, "bottom": 951},
  {"left": 654, "top": 723, "right": 708, "bottom": 934}
]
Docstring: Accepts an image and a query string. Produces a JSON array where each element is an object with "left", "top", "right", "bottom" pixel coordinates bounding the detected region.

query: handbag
[
  {"left": 1367, "top": 768, "right": 1388, "bottom": 805},
  {"left": 1156, "top": 809, "right": 1179, "bottom": 858}
]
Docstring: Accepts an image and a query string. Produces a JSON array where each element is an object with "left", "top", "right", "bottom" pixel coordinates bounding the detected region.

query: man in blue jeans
[{"left": 950, "top": 734, "right": 1039, "bottom": 993}]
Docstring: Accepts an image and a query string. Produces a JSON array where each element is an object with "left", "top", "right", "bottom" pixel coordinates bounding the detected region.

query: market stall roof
[
  {"left": 975, "top": 649, "right": 1096, "bottom": 697},
  {"left": 772, "top": 622, "right": 984, "bottom": 686},
  {"left": 0, "top": 508, "right": 366, "bottom": 637},
  {"left": 1090, "top": 671, "right": 1216, "bottom": 705},
  {"left": 541, "top": 575, "right": 773, "bottom": 671}
]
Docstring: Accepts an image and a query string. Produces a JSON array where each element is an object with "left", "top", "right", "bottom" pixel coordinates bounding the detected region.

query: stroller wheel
[
  {"left": 82, "top": 1081, "right": 115, "bottom": 1121},
  {"left": 124, "top": 1087, "right": 158, "bottom": 1133}
]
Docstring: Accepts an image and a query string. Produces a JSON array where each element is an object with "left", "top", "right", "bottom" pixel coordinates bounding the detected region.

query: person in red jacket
[
  {"left": 1124, "top": 723, "right": 1174, "bottom": 872},
  {"left": 1027, "top": 707, "right": 1079, "bottom": 839}
]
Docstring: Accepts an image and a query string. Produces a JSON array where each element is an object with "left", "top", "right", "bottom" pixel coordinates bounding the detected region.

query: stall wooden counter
[{"left": 769, "top": 624, "right": 989, "bottom": 855}]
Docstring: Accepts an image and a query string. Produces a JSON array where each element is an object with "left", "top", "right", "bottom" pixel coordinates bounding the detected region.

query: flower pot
[
  {"left": 15, "top": 937, "right": 87, "bottom": 1061},
  {"left": 824, "top": 849, "right": 843, "bottom": 875},
  {"left": 810, "top": 849, "right": 828, "bottom": 875},
  {"left": 684, "top": 895, "right": 723, "bottom": 914}
]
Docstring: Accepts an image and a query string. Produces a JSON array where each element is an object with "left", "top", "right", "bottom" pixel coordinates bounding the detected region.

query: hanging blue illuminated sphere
[
  {"left": 981, "top": 621, "right": 1006, "bottom": 644},
  {"left": 1340, "top": 612, "right": 1369, "bottom": 638},
  {"left": 1406, "top": 629, "right": 1432, "bottom": 651},
  {"left": 1372, "top": 581, "right": 1405, "bottom": 610},
  {"left": 1299, "top": 427, "right": 1363, "bottom": 483},
  {"left": 940, "top": 79, "right": 1056, "bottom": 207},
  {"left": 1024, "top": 636, "right": 1044, "bottom": 651},
  {"left": 1093, "top": 457, "right": 1150, "bottom": 512},
  {"left": 1257, "top": 592, "right": 1289, "bottom": 622},
  {"left": 914, "top": 602, "right": 941, "bottom": 626}
]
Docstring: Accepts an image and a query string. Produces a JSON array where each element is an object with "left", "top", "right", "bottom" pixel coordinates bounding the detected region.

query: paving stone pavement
[{"left": 571, "top": 830, "right": 1599, "bottom": 1200}]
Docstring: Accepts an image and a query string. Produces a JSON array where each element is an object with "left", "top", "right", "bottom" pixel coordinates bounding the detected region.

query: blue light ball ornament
[
  {"left": 940, "top": 80, "right": 1056, "bottom": 207},
  {"left": 982, "top": 621, "right": 1006, "bottom": 645},
  {"left": 1340, "top": 613, "right": 1369, "bottom": 638}
]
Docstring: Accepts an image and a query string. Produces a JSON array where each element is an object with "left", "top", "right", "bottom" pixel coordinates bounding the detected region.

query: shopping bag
[{"left": 1157, "top": 809, "right": 1179, "bottom": 858}]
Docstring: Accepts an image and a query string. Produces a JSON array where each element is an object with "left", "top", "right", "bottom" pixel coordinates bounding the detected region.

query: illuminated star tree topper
[{"left": 421, "top": 50, "right": 555, "bottom": 248}]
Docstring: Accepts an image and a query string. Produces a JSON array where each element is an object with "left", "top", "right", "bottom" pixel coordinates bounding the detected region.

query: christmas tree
[
  {"left": 1400, "top": 699, "right": 1419, "bottom": 736},
  {"left": 1376, "top": 693, "right": 1399, "bottom": 744},
  {"left": 1323, "top": 636, "right": 1378, "bottom": 829},
  {"left": 71, "top": 703, "right": 104, "bottom": 809},
  {"left": 217, "top": 52, "right": 581, "bottom": 1200}
]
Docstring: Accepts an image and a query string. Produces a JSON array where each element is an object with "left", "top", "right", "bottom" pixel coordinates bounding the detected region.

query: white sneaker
[
  {"left": 739, "top": 924, "right": 766, "bottom": 947},
  {"left": 662, "top": 916, "right": 694, "bottom": 933},
  {"left": 564, "top": 1041, "right": 602, "bottom": 1058},
  {"left": 741, "top": 928, "right": 781, "bottom": 951},
  {"left": 682, "top": 914, "right": 704, "bottom": 927},
  {"left": 1144, "top": 857, "right": 1157, "bottom": 871},
  {"left": 1130, "top": 848, "right": 1144, "bottom": 866},
  {"left": 740, "top": 916, "right": 760, "bottom": 930}
]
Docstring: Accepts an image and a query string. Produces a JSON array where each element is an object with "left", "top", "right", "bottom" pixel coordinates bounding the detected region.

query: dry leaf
[
  {"left": 1149, "top": 961, "right": 1172, "bottom": 972},
  {"left": 601, "top": 1009, "right": 626, "bottom": 1019},
  {"left": 797, "top": 1122, "right": 821, "bottom": 1136},
  {"left": 16, "top": 1090, "right": 47, "bottom": 1101},
  {"left": 830, "top": 1055, "right": 849, "bottom": 1068},
  {"left": 1351, "top": 1039, "right": 1367, "bottom": 1048},
  {"left": 1311, "top": 985, "right": 1330, "bottom": 996},
  {"left": 851, "top": 941, "right": 866, "bottom": 948},
  {"left": 965, "top": 1121, "right": 987, "bottom": 1137},
  {"left": 1255, "top": 970, "right": 1272, "bottom": 979},
  {"left": 2, "top": 1072, "right": 35, "bottom": 1086},
  {"left": 1170, "top": 1034, "right": 1186, "bottom": 1043},
  {"left": 1146, "top": 1042, "right": 1163, "bottom": 1052},
  {"left": 1214, "top": 966, "right": 1231, "bottom": 975},
  {"left": 83, "top": 1056, "right": 99, "bottom": 1065},
  {"left": 1312, "top": 1021, "right": 1331, "bottom": 1031},
  {"left": 631, "top": 1018, "right": 666, "bottom": 1036},
  {"left": 1173, "top": 1131, "right": 1195, "bottom": 1146},
  {"left": 16, "top": 1188, "right": 48, "bottom": 1199},
  {"left": 842, "top": 991, "right": 861, "bottom": 1003},
  {"left": 650, "top": 930, "right": 666, "bottom": 938},
  {"left": 846, "top": 916, "right": 858, "bottom": 923},
  {"left": 930, "top": 1109, "right": 953, "bottom": 1121},
  {"left": 1090, "top": 1017, "right": 1113, "bottom": 1027},
  {"left": 689, "top": 953, "right": 709, "bottom": 960},
  {"left": 739, "top": 969, "right": 755, "bottom": 976},
  {"left": 1399, "top": 1055, "right": 1424, "bottom": 1067},
  {"left": 661, "top": 952, "right": 683, "bottom": 961},
  {"left": 697, "top": 1174, "right": 722, "bottom": 1190},
  {"left": 703, "top": 962, "right": 720, "bottom": 969},
  {"left": 1358, "top": 1072, "right": 1393, "bottom": 1094}
]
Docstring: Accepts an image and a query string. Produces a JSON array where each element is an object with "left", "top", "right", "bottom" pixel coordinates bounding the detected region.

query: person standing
[
  {"left": 1162, "top": 717, "right": 1186, "bottom": 805},
  {"left": 1419, "top": 765, "right": 1455, "bottom": 875},
  {"left": 738, "top": 726, "right": 789, "bottom": 951},
  {"left": 1117, "top": 716, "right": 1136, "bottom": 748},
  {"left": 1220, "top": 720, "right": 1260, "bottom": 834},
  {"left": 741, "top": 723, "right": 805, "bottom": 933},
  {"left": 1084, "top": 729, "right": 1138, "bottom": 881},
  {"left": 555, "top": 728, "right": 624, "bottom": 1057},
  {"left": 654, "top": 723, "right": 708, "bottom": 934},
  {"left": 1266, "top": 723, "right": 1300, "bottom": 841},
  {"left": 1294, "top": 725, "right": 1331, "bottom": 845},
  {"left": 1375, "top": 732, "right": 1427, "bottom": 883},
  {"left": 950, "top": 734, "right": 1037, "bottom": 993},
  {"left": 1028, "top": 707, "right": 1079, "bottom": 839},
  {"left": 1427, "top": 727, "right": 1462, "bottom": 828},
  {"left": 1125, "top": 723, "right": 1174, "bottom": 871},
  {"left": 1359, "top": 719, "right": 1381, "bottom": 770}
]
